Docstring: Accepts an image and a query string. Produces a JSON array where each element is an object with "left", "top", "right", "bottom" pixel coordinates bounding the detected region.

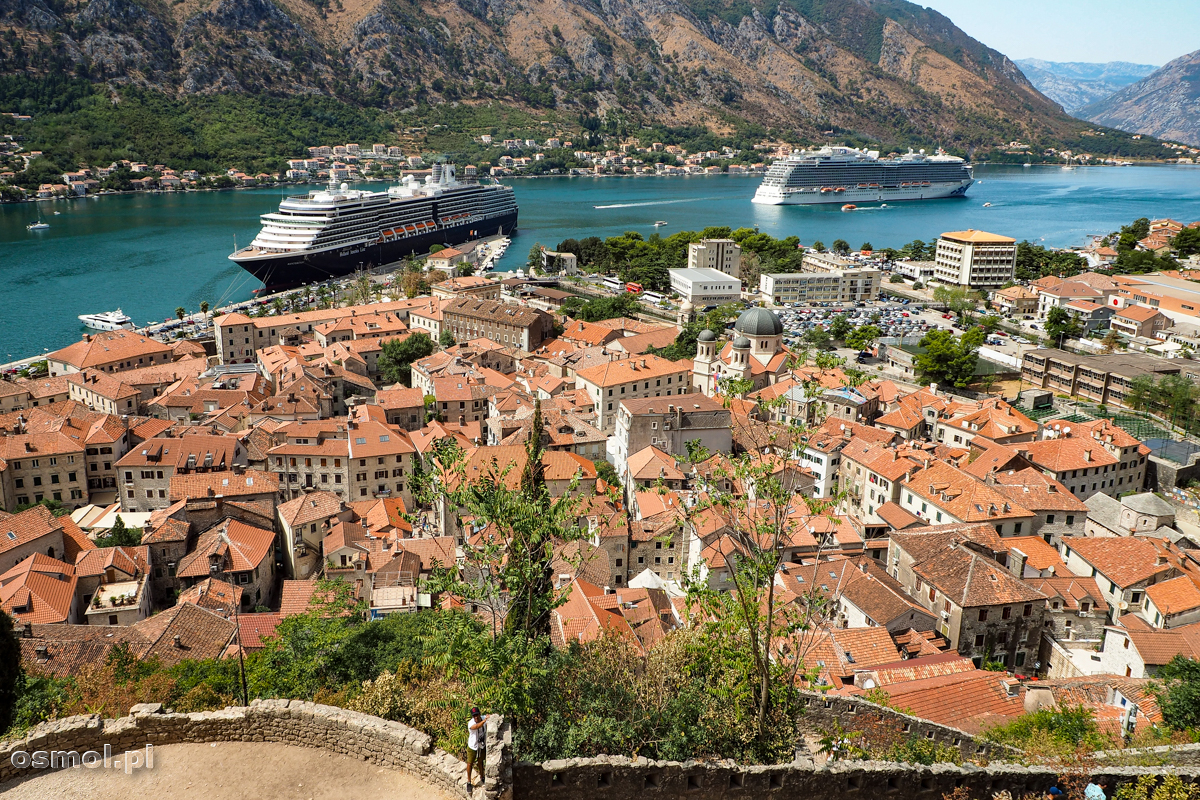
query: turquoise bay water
[{"left": 2, "top": 164, "right": 1199, "bottom": 359}]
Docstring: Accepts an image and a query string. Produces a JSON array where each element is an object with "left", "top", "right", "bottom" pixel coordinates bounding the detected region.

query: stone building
[{"left": 610, "top": 394, "right": 732, "bottom": 477}]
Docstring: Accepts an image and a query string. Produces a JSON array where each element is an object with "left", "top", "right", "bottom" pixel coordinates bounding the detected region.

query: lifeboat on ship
[
  {"left": 869, "top": 183, "right": 880, "bottom": 188},
  {"left": 820, "top": 187, "right": 834, "bottom": 193},
  {"left": 834, "top": 187, "right": 846, "bottom": 193}
]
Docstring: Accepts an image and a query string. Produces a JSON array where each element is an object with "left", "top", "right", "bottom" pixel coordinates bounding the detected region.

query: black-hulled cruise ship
[
  {"left": 230, "top": 163, "right": 518, "bottom": 289},
  {"left": 752, "top": 146, "right": 973, "bottom": 205}
]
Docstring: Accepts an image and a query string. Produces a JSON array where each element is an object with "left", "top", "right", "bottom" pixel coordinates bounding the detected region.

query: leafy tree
[
  {"left": 1117, "top": 217, "right": 1151, "bottom": 251},
  {"left": 827, "top": 314, "right": 852, "bottom": 341},
  {"left": 379, "top": 333, "right": 435, "bottom": 386},
  {"left": 1115, "top": 773, "right": 1200, "bottom": 800},
  {"left": 932, "top": 285, "right": 981, "bottom": 323},
  {"left": 594, "top": 459, "right": 620, "bottom": 487},
  {"left": 978, "top": 315, "right": 1001, "bottom": 334},
  {"left": 1174, "top": 227, "right": 1200, "bottom": 257},
  {"left": 14, "top": 498, "right": 69, "bottom": 516},
  {"left": 983, "top": 704, "right": 1110, "bottom": 758},
  {"left": 860, "top": 242, "right": 872, "bottom": 252},
  {"left": 249, "top": 579, "right": 364, "bottom": 699},
  {"left": 527, "top": 244, "right": 544, "bottom": 272},
  {"left": 0, "top": 611, "right": 20, "bottom": 732},
  {"left": 888, "top": 273, "right": 904, "bottom": 283},
  {"left": 845, "top": 325, "right": 881, "bottom": 352},
  {"left": 1113, "top": 248, "right": 1179, "bottom": 275},
  {"left": 422, "top": 398, "right": 589, "bottom": 640},
  {"left": 1014, "top": 241, "right": 1086, "bottom": 281},
  {"left": 1101, "top": 329, "right": 1122, "bottom": 354},
  {"left": 915, "top": 327, "right": 984, "bottom": 389},
  {"left": 401, "top": 271, "right": 424, "bottom": 299},
  {"left": 1045, "top": 306, "right": 1083, "bottom": 345},
  {"left": 802, "top": 326, "right": 831, "bottom": 349},
  {"left": 813, "top": 351, "right": 844, "bottom": 371},
  {"left": 94, "top": 514, "right": 142, "bottom": 548},
  {"left": 1154, "top": 655, "right": 1200, "bottom": 731},
  {"left": 831, "top": 239, "right": 850, "bottom": 255},
  {"left": 811, "top": 240, "right": 825, "bottom": 253},
  {"left": 912, "top": 281, "right": 924, "bottom": 290},
  {"left": 439, "top": 329, "right": 456, "bottom": 348},
  {"left": 681, "top": 429, "right": 836, "bottom": 756},
  {"left": 560, "top": 293, "right": 641, "bottom": 322}
]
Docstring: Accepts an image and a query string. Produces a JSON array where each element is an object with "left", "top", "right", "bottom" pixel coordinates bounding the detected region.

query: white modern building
[
  {"left": 759, "top": 268, "right": 880, "bottom": 306},
  {"left": 669, "top": 268, "right": 742, "bottom": 307},
  {"left": 687, "top": 239, "right": 742, "bottom": 279},
  {"left": 933, "top": 230, "right": 1017, "bottom": 289}
]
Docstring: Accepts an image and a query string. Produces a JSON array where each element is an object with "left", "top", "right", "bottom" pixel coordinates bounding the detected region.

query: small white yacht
[
  {"left": 26, "top": 221, "right": 49, "bottom": 230},
  {"left": 78, "top": 309, "right": 134, "bottom": 331}
]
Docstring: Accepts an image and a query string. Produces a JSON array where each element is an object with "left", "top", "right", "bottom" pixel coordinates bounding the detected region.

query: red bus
[{"left": 625, "top": 282, "right": 643, "bottom": 294}]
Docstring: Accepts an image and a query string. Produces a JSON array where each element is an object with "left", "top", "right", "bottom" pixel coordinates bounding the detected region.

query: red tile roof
[{"left": 0, "top": 554, "right": 77, "bottom": 624}]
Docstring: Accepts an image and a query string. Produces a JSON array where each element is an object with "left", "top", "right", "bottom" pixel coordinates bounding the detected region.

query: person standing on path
[{"left": 466, "top": 707, "right": 487, "bottom": 789}]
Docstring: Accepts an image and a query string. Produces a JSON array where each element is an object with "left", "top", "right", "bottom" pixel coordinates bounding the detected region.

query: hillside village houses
[{"left": 11, "top": 259, "right": 1200, "bottom": 743}]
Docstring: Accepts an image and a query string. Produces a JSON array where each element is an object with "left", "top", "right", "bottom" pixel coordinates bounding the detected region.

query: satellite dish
[{"left": 1064, "top": 427, "right": 1071, "bottom": 435}]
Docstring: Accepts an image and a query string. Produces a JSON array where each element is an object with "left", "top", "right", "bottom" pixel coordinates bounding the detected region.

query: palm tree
[
  {"left": 200, "top": 301, "right": 209, "bottom": 317},
  {"left": 175, "top": 307, "right": 186, "bottom": 322}
]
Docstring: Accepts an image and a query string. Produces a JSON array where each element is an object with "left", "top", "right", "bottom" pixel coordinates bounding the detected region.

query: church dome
[
  {"left": 697, "top": 329, "right": 716, "bottom": 342},
  {"left": 732, "top": 336, "right": 751, "bottom": 349},
  {"left": 734, "top": 307, "right": 783, "bottom": 337}
]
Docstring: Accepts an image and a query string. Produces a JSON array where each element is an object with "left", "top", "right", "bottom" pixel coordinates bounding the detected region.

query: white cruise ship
[
  {"left": 752, "top": 146, "right": 974, "bottom": 205},
  {"left": 230, "top": 163, "right": 518, "bottom": 289},
  {"left": 79, "top": 309, "right": 134, "bottom": 331}
]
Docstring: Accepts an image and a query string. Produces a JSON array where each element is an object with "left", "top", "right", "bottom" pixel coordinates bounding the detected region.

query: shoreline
[{"left": 3, "top": 160, "right": 1194, "bottom": 205}]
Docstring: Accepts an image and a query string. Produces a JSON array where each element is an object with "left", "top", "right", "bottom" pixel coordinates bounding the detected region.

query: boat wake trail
[{"left": 593, "top": 197, "right": 720, "bottom": 209}]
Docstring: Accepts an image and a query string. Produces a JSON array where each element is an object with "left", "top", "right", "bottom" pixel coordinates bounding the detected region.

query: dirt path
[{"left": 0, "top": 741, "right": 454, "bottom": 800}]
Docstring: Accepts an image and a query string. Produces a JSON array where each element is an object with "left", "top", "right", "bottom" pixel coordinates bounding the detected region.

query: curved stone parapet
[{"left": 0, "top": 700, "right": 489, "bottom": 800}]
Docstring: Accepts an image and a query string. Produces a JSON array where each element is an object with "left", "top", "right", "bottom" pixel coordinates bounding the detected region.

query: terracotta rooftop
[
  {"left": 130, "top": 602, "right": 237, "bottom": 665},
  {"left": 1062, "top": 536, "right": 1180, "bottom": 589},
  {"left": 0, "top": 553, "right": 78, "bottom": 624}
]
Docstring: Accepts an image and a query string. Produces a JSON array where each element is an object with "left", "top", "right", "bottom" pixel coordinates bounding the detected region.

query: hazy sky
[{"left": 916, "top": 0, "right": 1199, "bottom": 66}]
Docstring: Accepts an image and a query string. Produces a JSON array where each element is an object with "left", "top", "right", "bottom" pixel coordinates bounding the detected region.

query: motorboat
[
  {"left": 26, "top": 221, "right": 49, "bottom": 230},
  {"left": 78, "top": 309, "right": 134, "bottom": 331},
  {"left": 841, "top": 204, "right": 857, "bottom": 211}
]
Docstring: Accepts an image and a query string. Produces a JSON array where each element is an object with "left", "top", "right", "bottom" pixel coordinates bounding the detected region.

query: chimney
[
  {"left": 1083, "top": 449, "right": 1092, "bottom": 462},
  {"left": 1009, "top": 548, "right": 1028, "bottom": 579},
  {"left": 173, "top": 634, "right": 183, "bottom": 648},
  {"left": 35, "top": 644, "right": 48, "bottom": 659}
]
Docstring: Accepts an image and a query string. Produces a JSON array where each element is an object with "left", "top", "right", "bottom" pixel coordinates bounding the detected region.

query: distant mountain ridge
[
  {"left": 0, "top": 0, "right": 1092, "bottom": 149},
  {"left": 1015, "top": 58, "right": 1158, "bottom": 112},
  {"left": 1078, "top": 49, "right": 1200, "bottom": 147}
]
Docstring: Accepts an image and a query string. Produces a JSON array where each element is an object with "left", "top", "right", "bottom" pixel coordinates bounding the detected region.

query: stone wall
[
  {"left": 794, "top": 690, "right": 1012, "bottom": 762},
  {"left": 0, "top": 700, "right": 496, "bottom": 800},
  {"left": 516, "top": 756, "right": 1200, "bottom": 800},
  {"left": 8, "top": 702, "right": 1200, "bottom": 800}
]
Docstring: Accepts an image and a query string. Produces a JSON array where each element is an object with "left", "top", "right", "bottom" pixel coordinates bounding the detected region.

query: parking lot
[{"left": 772, "top": 299, "right": 953, "bottom": 351}]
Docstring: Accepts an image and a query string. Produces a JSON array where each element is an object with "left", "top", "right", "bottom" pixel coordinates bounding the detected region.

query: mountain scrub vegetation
[{"left": 0, "top": 0, "right": 1171, "bottom": 173}]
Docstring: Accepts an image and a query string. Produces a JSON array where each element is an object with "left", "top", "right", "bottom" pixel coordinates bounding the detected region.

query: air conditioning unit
[{"left": 941, "top": 610, "right": 951, "bottom": 620}]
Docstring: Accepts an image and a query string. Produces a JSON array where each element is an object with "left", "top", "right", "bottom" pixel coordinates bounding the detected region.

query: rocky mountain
[
  {"left": 1078, "top": 49, "right": 1200, "bottom": 147},
  {"left": 1015, "top": 59, "right": 1158, "bottom": 112},
  {"left": 0, "top": 0, "right": 1093, "bottom": 147}
]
